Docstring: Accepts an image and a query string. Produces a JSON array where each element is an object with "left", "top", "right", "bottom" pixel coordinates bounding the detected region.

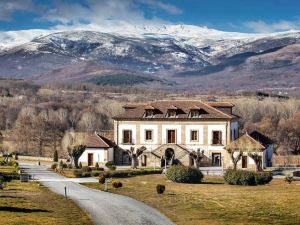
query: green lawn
[
  {"left": 84, "top": 174, "right": 300, "bottom": 225},
  {"left": 0, "top": 166, "right": 93, "bottom": 225}
]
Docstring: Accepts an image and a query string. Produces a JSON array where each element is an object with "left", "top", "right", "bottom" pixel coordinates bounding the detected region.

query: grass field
[
  {"left": 0, "top": 166, "right": 93, "bottom": 225},
  {"left": 84, "top": 174, "right": 300, "bottom": 225}
]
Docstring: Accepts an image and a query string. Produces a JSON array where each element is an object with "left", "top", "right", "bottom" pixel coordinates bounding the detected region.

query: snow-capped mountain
[{"left": 0, "top": 25, "right": 299, "bottom": 94}]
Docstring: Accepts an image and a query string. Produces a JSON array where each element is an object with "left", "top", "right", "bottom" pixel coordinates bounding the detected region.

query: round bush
[
  {"left": 112, "top": 181, "right": 122, "bottom": 188},
  {"left": 156, "top": 184, "right": 165, "bottom": 194},
  {"left": 166, "top": 165, "right": 203, "bottom": 183},
  {"left": 224, "top": 170, "right": 256, "bottom": 186},
  {"left": 117, "top": 182, "right": 123, "bottom": 188},
  {"left": 255, "top": 172, "right": 273, "bottom": 185},
  {"left": 99, "top": 175, "right": 106, "bottom": 184}
]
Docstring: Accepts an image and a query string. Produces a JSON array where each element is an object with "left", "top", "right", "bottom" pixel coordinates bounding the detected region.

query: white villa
[
  {"left": 79, "top": 100, "right": 273, "bottom": 172},
  {"left": 111, "top": 100, "right": 273, "bottom": 172}
]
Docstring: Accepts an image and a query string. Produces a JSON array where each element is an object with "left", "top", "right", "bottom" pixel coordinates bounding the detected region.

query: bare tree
[
  {"left": 248, "top": 152, "right": 262, "bottom": 171},
  {"left": 227, "top": 149, "right": 243, "bottom": 170},
  {"left": 190, "top": 149, "right": 204, "bottom": 168},
  {"left": 62, "top": 131, "right": 86, "bottom": 168},
  {"left": 126, "top": 146, "right": 146, "bottom": 169}
]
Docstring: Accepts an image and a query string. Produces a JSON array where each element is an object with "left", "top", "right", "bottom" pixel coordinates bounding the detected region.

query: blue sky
[{"left": 1, "top": 0, "right": 300, "bottom": 33}]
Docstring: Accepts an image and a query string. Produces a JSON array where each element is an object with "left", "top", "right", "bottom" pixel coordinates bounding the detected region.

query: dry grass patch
[
  {"left": 84, "top": 174, "right": 300, "bottom": 225},
  {"left": 0, "top": 167, "right": 93, "bottom": 225}
]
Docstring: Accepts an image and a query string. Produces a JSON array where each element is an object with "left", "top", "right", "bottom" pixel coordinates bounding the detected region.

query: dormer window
[
  {"left": 167, "top": 105, "right": 177, "bottom": 118},
  {"left": 144, "top": 105, "right": 155, "bottom": 118},
  {"left": 190, "top": 109, "right": 199, "bottom": 118},
  {"left": 145, "top": 109, "right": 154, "bottom": 117}
]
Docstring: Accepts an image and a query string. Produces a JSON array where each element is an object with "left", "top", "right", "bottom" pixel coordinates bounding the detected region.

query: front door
[
  {"left": 242, "top": 156, "right": 247, "bottom": 169},
  {"left": 167, "top": 130, "right": 176, "bottom": 143},
  {"left": 88, "top": 153, "right": 94, "bottom": 167}
]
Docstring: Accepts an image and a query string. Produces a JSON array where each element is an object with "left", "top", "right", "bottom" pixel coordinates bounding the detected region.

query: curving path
[{"left": 20, "top": 164, "right": 174, "bottom": 225}]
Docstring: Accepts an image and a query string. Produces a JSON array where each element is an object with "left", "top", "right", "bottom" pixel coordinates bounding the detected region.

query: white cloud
[
  {"left": 0, "top": 0, "right": 182, "bottom": 30},
  {"left": 244, "top": 20, "right": 300, "bottom": 33}
]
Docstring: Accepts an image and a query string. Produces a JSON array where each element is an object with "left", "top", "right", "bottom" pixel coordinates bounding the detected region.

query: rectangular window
[
  {"left": 123, "top": 130, "right": 132, "bottom": 144},
  {"left": 145, "top": 130, "right": 152, "bottom": 141},
  {"left": 212, "top": 153, "right": 222, "bottom": 166},
  {"left": 167, "top": 130, "right": 176, "bottom": 143},
  {"left": 190, "top": 130, "right": 198, "bottom": 141},
  {"left": 212, "top": 131, "right": 222, "bottom": 145},
  {"left": 242, "top": 156, "right": 247, "bottom": 168}
]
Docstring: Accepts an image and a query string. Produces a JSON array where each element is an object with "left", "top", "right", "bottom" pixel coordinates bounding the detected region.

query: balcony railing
[
  {"left": 122, "top": 138, "right": 135, "bottom": 145},
  {"left": 211, "top": 139, "right": 225, "bottom": 146}
]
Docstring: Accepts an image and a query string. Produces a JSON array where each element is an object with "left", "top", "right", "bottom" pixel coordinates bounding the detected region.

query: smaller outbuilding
[
  {"left": 225, "top": 131, "right": 274, "bottom": 170},
  {"left": 78, "top": 132, "right": 115, "bottom": 167}
]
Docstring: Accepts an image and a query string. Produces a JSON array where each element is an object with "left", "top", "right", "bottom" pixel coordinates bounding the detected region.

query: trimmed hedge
[
  {"left": 224, "top": 169, "right": 272, "bottom": 186},
  {"left": 166, "top": 165, "right": 203, "bottom": 183},
  {"left": 100, "top": 169, "right": 163, "bottom": 178}
]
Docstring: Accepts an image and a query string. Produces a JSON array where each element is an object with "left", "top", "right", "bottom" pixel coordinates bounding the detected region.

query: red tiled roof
[
  {"left": 85, "top": 133, "right": 115, "bottom": 148},
  {"left": 113, "top": 100, "right": 237, "bottom": 120}
]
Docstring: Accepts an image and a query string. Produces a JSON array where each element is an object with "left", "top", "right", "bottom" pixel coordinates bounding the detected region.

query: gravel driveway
[{"left": 21, "top": 164, "right": 174, "bottom": 225}]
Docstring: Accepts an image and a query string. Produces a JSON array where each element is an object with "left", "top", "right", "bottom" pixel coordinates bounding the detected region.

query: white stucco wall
[{"left": 79, "top": 147, "right": 114, "bottom": 165}]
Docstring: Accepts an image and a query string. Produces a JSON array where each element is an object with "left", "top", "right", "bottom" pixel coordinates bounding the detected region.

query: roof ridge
[
  {"left": 246, "top": 132, "right": 266, "bottom": 149},
  {"left": 201, "top": 102, "right": 232, "bottom": 119},
  {"left": 95, "top": 133, "right": 110, "bottom": 148}
]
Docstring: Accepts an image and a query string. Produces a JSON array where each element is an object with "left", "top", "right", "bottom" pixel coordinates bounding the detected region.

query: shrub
[
  {"left": 51, "top": 163, "right": 58, "bottom": 170},
  {"left": 67, "top": 164, "right": 73, "bottom": 169},
  {"left": 255, "top": 172, "right": 273, "bottom": 185},
  {"left": 12, "top": 161, "right": 19, "bottom": 168},
  {"left": 285, "top": 175, "right": 294, "bottom": 184},
  {"left": 156, "top": 184, "right": 165, "bottom": 194},
  {"left": 112, "top": 181, "right": 123, "bottom": 188},
  {"left": 53, "top": 150, "right": 58, "bottom": 162},
  {"left": 62, "top": 163, "right": 68, "bottom": 169},
  {"left": 99, "top": 175, "right": 106, "bottom": 184},
  {"left": 82, "top": 166, "right": 92, "bottom": 172},
  {"left": 166, "top": 165, "right": 203, "bottom": 183},
  {"left": 81, "top": 172, "right": 91, "bottom": 177},
  {"left": 78, "top": 162, "right": 82, "bottom": 169},
  {"left": 95, "top": 162, "right": 100, "bottom": 170},
  {"left": 73, "top": 170, "right": 83, "bottom": 178},
  {"left": 105, "top": 162, "right": 116, "bottom": 171},
  {"left": 14, "top": 154, "right": 18, "bottom": 160},
  {"left": 59, "top": 160, "right": 64, "bottom": 169},
  {"left": 92, "top": 171, "right": 101, "bottom": 177},
  {"left": 224, "top": 170, "right": 256, "bottom": 186}
]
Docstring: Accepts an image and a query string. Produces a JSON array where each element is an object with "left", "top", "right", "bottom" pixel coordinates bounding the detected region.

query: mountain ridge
[{"left": 0, "top": 25, "right": 299, "bottom": 95}]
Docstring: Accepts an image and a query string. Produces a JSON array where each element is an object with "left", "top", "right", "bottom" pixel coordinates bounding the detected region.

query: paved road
[{"left": 21, "top": 164, "right": 174, "bottom": 225}]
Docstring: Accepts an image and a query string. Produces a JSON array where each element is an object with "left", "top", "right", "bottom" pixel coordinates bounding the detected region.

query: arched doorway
[{"left": 161, "top": 148, "right": 175, "bottom": 167}]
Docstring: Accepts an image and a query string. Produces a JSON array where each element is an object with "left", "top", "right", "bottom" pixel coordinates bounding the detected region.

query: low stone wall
[
  {"left": 199, "top": 167, "right": 223, "bottom": 176},
  {"left": 17, "top": 155, "right": 67, "bottom": 163}
]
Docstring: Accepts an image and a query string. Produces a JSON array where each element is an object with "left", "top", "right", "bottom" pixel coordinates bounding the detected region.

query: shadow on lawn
[
  {"left": 0, "top": 207, "right": 49, "bottom": 213},
  {"left": 201, "top": 181, "right": 224, "bottom": 185}
]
